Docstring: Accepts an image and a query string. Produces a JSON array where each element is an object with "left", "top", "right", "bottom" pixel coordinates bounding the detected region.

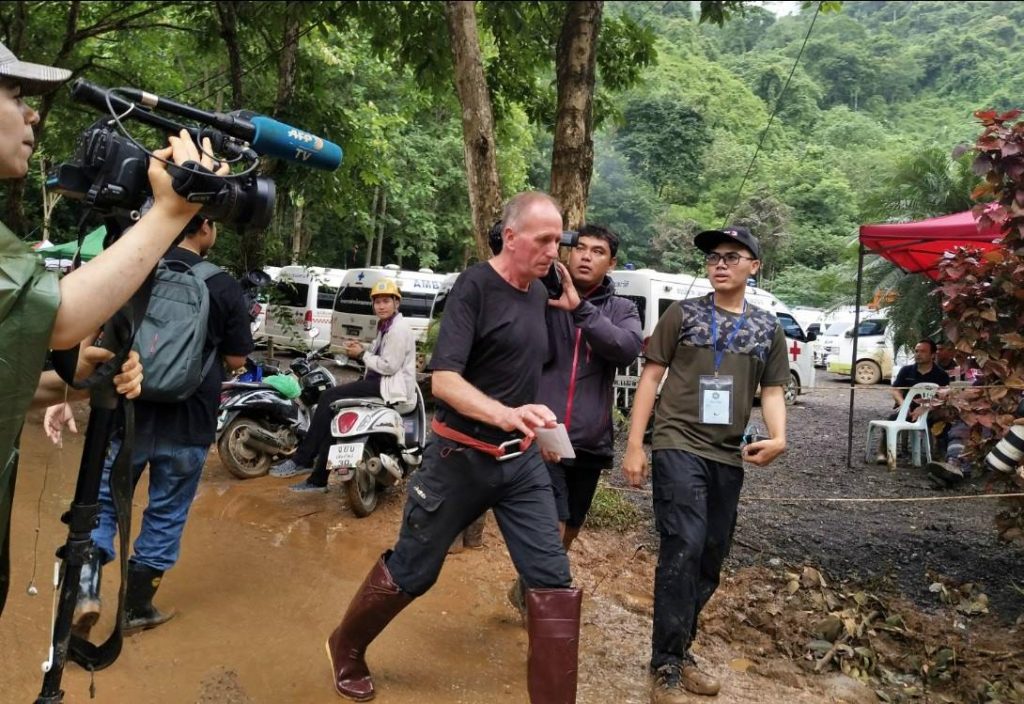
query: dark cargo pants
[
  {"left": 386, "top": 434, "right": 572, "bottom": 597},
  {"left": 651, "top": 449, "right": 744, "bottom": 670}
]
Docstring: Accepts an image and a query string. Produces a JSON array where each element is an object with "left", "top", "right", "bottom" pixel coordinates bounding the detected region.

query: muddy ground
[{"left": 1, "top": 369, "right": 1022, "bottom": 703}]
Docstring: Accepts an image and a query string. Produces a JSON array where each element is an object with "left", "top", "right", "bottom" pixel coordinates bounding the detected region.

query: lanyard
[{"left": 709, "top": 294, "right": 747, "bottom": 375}]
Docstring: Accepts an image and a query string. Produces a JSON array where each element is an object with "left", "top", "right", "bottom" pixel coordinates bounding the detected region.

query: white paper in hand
[{"left": 533, "top": 424, "right": 575, "bottom": 459}]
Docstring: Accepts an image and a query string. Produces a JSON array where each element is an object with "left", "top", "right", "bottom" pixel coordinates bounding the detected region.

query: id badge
[{"left": 699, "top": 375, "right": 734, "bottom": 425}]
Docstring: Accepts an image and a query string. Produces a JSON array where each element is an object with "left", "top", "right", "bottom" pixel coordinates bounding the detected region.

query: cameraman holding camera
[{"left": 0, "top": 43, "right": 226, "bottom": 616}]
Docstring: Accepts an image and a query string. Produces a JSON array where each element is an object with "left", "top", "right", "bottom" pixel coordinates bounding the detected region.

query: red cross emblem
[{"left": 789, "top": 340, "right": 801, "bottom": 362}]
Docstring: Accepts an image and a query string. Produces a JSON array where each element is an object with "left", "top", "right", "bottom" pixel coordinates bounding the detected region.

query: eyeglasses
[{"left": 705, "top": 251, "right": 756, "bottom": 266}]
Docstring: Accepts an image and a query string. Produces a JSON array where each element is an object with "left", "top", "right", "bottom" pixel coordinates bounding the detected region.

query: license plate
[
  {"left": 615, "top": 376, "right": 639, "bottom": 389},
  {"left": 327, "top": 442, "right": 364, "bottom": 470},
  {"left": 344, "top": 325, "right": 361, "bottom": 337}
]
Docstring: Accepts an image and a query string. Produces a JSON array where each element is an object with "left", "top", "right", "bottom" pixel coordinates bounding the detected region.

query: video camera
[
  {"left": 487, "top": 220, "right": 579, "bottom": 298},
  {"left": 47, "top": 80, "right": 343, "bottom": 231}
]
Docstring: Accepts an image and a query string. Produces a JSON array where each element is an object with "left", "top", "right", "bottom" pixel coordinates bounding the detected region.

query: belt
[{"left": 431, "top": 418, "right": 526, "bottom": 461}]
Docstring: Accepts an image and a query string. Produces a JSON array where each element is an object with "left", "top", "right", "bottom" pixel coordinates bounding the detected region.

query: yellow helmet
[{"left": 370, "top": 278, "right": 402, "bottom": 301}]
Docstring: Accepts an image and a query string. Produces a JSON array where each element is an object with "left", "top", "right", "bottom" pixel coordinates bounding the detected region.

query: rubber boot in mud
[
  {"left": 72, "top": 554, "right": 102, "bottom": 640},
  {"left": 526, "top": 587, "right": 583, "bottom": 704},
  {"left": 123, "top": 562, "right": 175, "bottom": 635},
  {"left": 326, "top": 552, "right": 413, "bottom": 701}
]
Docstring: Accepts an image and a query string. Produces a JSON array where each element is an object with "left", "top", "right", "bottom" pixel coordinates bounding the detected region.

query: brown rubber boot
[
  {"left": 326, "top": 553, "right": 413, "bottom": 701},
  {"left": 526, "top": 587, "right": 583, "bottom": 704}
]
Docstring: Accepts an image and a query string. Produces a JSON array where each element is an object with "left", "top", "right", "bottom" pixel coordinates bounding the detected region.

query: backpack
[{"left": 135, "top": 258, "right": 223, "bottom": 402}]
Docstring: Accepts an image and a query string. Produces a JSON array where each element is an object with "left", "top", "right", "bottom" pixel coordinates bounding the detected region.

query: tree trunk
[
  {"left": 290, "top": 198, "right": 305, "bottom": 263},
  {"left": 375, "top": 190, "right": 387, "bottom": 266},
  {"left": 366, "top": 186, "right": 379, "bottom": 267},
  {"left": 550, "top": 1, "right": 603, "bottom": 230},
  {"left": 215, "top": 1, "right": 244, "bottom": 109},
  {"left": 444, "top": 1, "right": 502, "bottom": 262},
  {"left": 273, "top": 2, "right": 301, "bottom": 114}
]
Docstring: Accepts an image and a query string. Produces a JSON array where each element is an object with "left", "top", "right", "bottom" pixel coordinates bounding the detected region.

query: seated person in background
[
  {"left": 936, "top": 341, "right": 962, "bottom": 381},
  {"left": 270, "top": 278, "right": 418, "bottom": 492},
  {"left": 875, "top": 339, "right": 950, "bottom": 464}
]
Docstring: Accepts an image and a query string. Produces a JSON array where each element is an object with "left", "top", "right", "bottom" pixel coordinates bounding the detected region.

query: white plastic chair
[{"left": 865, "top": 382, "right": 940, "bottom": 469}]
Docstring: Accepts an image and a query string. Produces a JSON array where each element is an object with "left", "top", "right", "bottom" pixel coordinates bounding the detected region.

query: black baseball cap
[
  {"left": 0, "top": 41, "right": 70, "bottom": 96},
  {"left": 694, "top": 225, "right": 760, "bottom": 260}
]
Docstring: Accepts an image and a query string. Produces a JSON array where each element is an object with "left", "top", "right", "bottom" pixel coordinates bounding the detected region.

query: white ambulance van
[
  {"left": 826, "top": 316, "right": 912, "bottom": 384},
  {"left": 330, "top": 265, "right": 447, "bottom": 364},
  {"left": 264, "top": 265, "right": 347, "bottom": 352},
  {"left": 609, "top": 268, "right": 816, "bottom": 408}
]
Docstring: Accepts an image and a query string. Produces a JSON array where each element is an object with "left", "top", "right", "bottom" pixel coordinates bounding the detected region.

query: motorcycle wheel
[
  {"left": 346, "top": 450, "right": 379, "bottom": 517},
  {"left": 218, "top": 418, "right": 273, "bottom": 479}
]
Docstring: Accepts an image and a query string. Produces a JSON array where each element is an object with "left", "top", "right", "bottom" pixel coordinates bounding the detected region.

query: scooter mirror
[{"left": 309, "top": 328, "right": 320, "bottom": 339}]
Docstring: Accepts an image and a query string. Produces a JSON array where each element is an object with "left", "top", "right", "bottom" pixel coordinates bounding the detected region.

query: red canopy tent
[
  {"left": 858, "top": 210, "right": 1003, "bottom": 281},
  {"left": 842, "top": 211, "right": 1005, "bottom": 467}
]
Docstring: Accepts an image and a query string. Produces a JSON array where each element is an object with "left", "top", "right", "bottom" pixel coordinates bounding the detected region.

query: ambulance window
[
  {"left": 317, "top": 286, "right": 337, "bottom": 309},
  {"left": 273, "top": 280, "right": 307, "bottom": 307},
  {"left": 334, "top": 286, "right": 372, "bottom": 314},
  {"left": 776, "top": 312, "right": 804, "bottom": 339},
  {"left": 616, "top": 295, "right": 645, "bottom": 329},
  {"left": 658, "top": 298, "right": 677, "bottom": 320},
  {"left": 399, "top": 292, "right": 436, "bottom": 319}
]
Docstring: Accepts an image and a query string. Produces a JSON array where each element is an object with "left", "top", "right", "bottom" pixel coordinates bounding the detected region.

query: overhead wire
[{"left": 721, "top": 1, "right": 822, "bottom": 225}]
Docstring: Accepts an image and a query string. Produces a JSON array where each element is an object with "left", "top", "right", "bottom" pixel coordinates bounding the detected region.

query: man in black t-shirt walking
[
  {"left": 325, "top": 192, "right": 583, "bottom": 704},
  {"left": 48, "top": 216, "right": 253, "bottom": 638}
]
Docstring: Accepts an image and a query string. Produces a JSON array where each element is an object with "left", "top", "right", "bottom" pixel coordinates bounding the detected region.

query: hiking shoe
[
  {"left": 270, "top": 459, "right": 312, "bottom": 478},
  {"left": 651, "top": 664, "right": 688, "bottom": 704},
  {"left": 680, "top": 658, "right": 721, "bottom": 696},
  {"left": 289, "top": 479, "right": 328, "bottom": 493},
  {"left": 927, "top": 460, "right": 964, "bottom": 484}
]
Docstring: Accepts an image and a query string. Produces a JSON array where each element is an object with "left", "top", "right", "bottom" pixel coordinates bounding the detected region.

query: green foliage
[
  {"left": 939, "top": 108, "right": 1024, "bottom": 489},
  {"left": 585, "top": 482, "right": 643, "bottom": 532},
  {"left": 613, "top": 96, "right": 710, "bottom": 203}
]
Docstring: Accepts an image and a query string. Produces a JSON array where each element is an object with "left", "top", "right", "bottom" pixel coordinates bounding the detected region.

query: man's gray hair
[{"left": 500, "top": 191, "right": 562, "bottom": 233}]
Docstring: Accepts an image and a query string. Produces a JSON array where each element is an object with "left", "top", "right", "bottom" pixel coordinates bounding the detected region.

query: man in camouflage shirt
[{"left": 622, "top": 226, "right": 789, "bottom": 702}]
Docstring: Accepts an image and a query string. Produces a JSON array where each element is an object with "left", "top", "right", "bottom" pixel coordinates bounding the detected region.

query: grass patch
[{"left": 586, "top": 482, "right": 643, "bottom": 532}]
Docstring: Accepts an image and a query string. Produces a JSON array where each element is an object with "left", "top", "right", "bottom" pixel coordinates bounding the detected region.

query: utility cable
[{"left": 721, "top": 1, "right": 822, "bottom": 225}]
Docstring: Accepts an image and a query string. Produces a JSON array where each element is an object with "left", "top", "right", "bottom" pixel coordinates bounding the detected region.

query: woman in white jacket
[{"left": 272, "top": 279, "right": 418, "bottom": 492}]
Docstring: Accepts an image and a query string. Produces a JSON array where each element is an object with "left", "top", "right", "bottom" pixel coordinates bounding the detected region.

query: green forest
[{"left": 3, "top": 0, "right": 1022, "bottom": 309}]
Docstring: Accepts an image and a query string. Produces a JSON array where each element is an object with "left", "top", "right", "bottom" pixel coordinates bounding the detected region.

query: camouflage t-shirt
[{"left": 645, "top": 293, "right": 789, "bottom": 466}]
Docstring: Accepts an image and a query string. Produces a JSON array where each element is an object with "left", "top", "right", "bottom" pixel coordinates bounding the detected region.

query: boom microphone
[{"left": 73, "top": 81, "right": 343, "bottom": 171}]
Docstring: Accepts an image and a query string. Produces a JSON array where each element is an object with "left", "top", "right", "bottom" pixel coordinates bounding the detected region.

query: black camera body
[
  {"left": 488, "top": 221, "right": 578, "bottom": 298},
  {"left": 49, "top": 119, "right": 275, "bottom": 230},
  {"left": 540, "top": 230, "right": 579, "bottom": 299}
]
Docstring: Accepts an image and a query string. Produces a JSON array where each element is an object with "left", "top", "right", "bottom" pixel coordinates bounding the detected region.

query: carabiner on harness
[{"left": 496, "top": 438, "right": 524, "bottom": 462}]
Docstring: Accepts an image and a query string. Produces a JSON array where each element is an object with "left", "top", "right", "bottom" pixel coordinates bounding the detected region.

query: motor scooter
[
  {"left": 325, "top": 358, "right": 426, "bottom": 517},
  {"left": 216, "top": 330, "right": 336, "bottom": 478}
]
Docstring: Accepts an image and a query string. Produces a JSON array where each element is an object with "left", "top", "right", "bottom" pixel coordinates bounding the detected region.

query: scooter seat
[
  {"left": 329, "top": 397, "right": 417, "bottom": 415},
  {"left": 222, "top": 381, "right": 280, "bottom": 392}
]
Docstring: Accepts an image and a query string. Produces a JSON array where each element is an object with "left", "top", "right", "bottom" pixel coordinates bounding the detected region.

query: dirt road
[{"left": 2, "top": 371, "right": 1022, "bottom": 703}]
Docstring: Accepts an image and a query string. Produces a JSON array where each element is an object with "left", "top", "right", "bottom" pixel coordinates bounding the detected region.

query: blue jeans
[{"left": 91, "top": 435, "right": 208, "bottom": 572}]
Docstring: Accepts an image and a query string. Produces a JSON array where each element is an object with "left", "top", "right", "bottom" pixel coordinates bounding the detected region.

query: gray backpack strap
[{"left": 192, "top": 261, "right": 225, "bottom": 380}]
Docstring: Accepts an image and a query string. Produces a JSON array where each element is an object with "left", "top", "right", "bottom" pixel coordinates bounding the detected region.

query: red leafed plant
[{"left": 938, "top": 108, "right": 1024, "bottom": 487}]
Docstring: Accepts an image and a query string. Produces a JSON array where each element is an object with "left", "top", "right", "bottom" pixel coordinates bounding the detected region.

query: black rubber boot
[
  {"left": 123, "top": 562, "right": 175, "bottom": 635},
  {"left": 72, "top": 554, "right": 102, "bottom": 640}
]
